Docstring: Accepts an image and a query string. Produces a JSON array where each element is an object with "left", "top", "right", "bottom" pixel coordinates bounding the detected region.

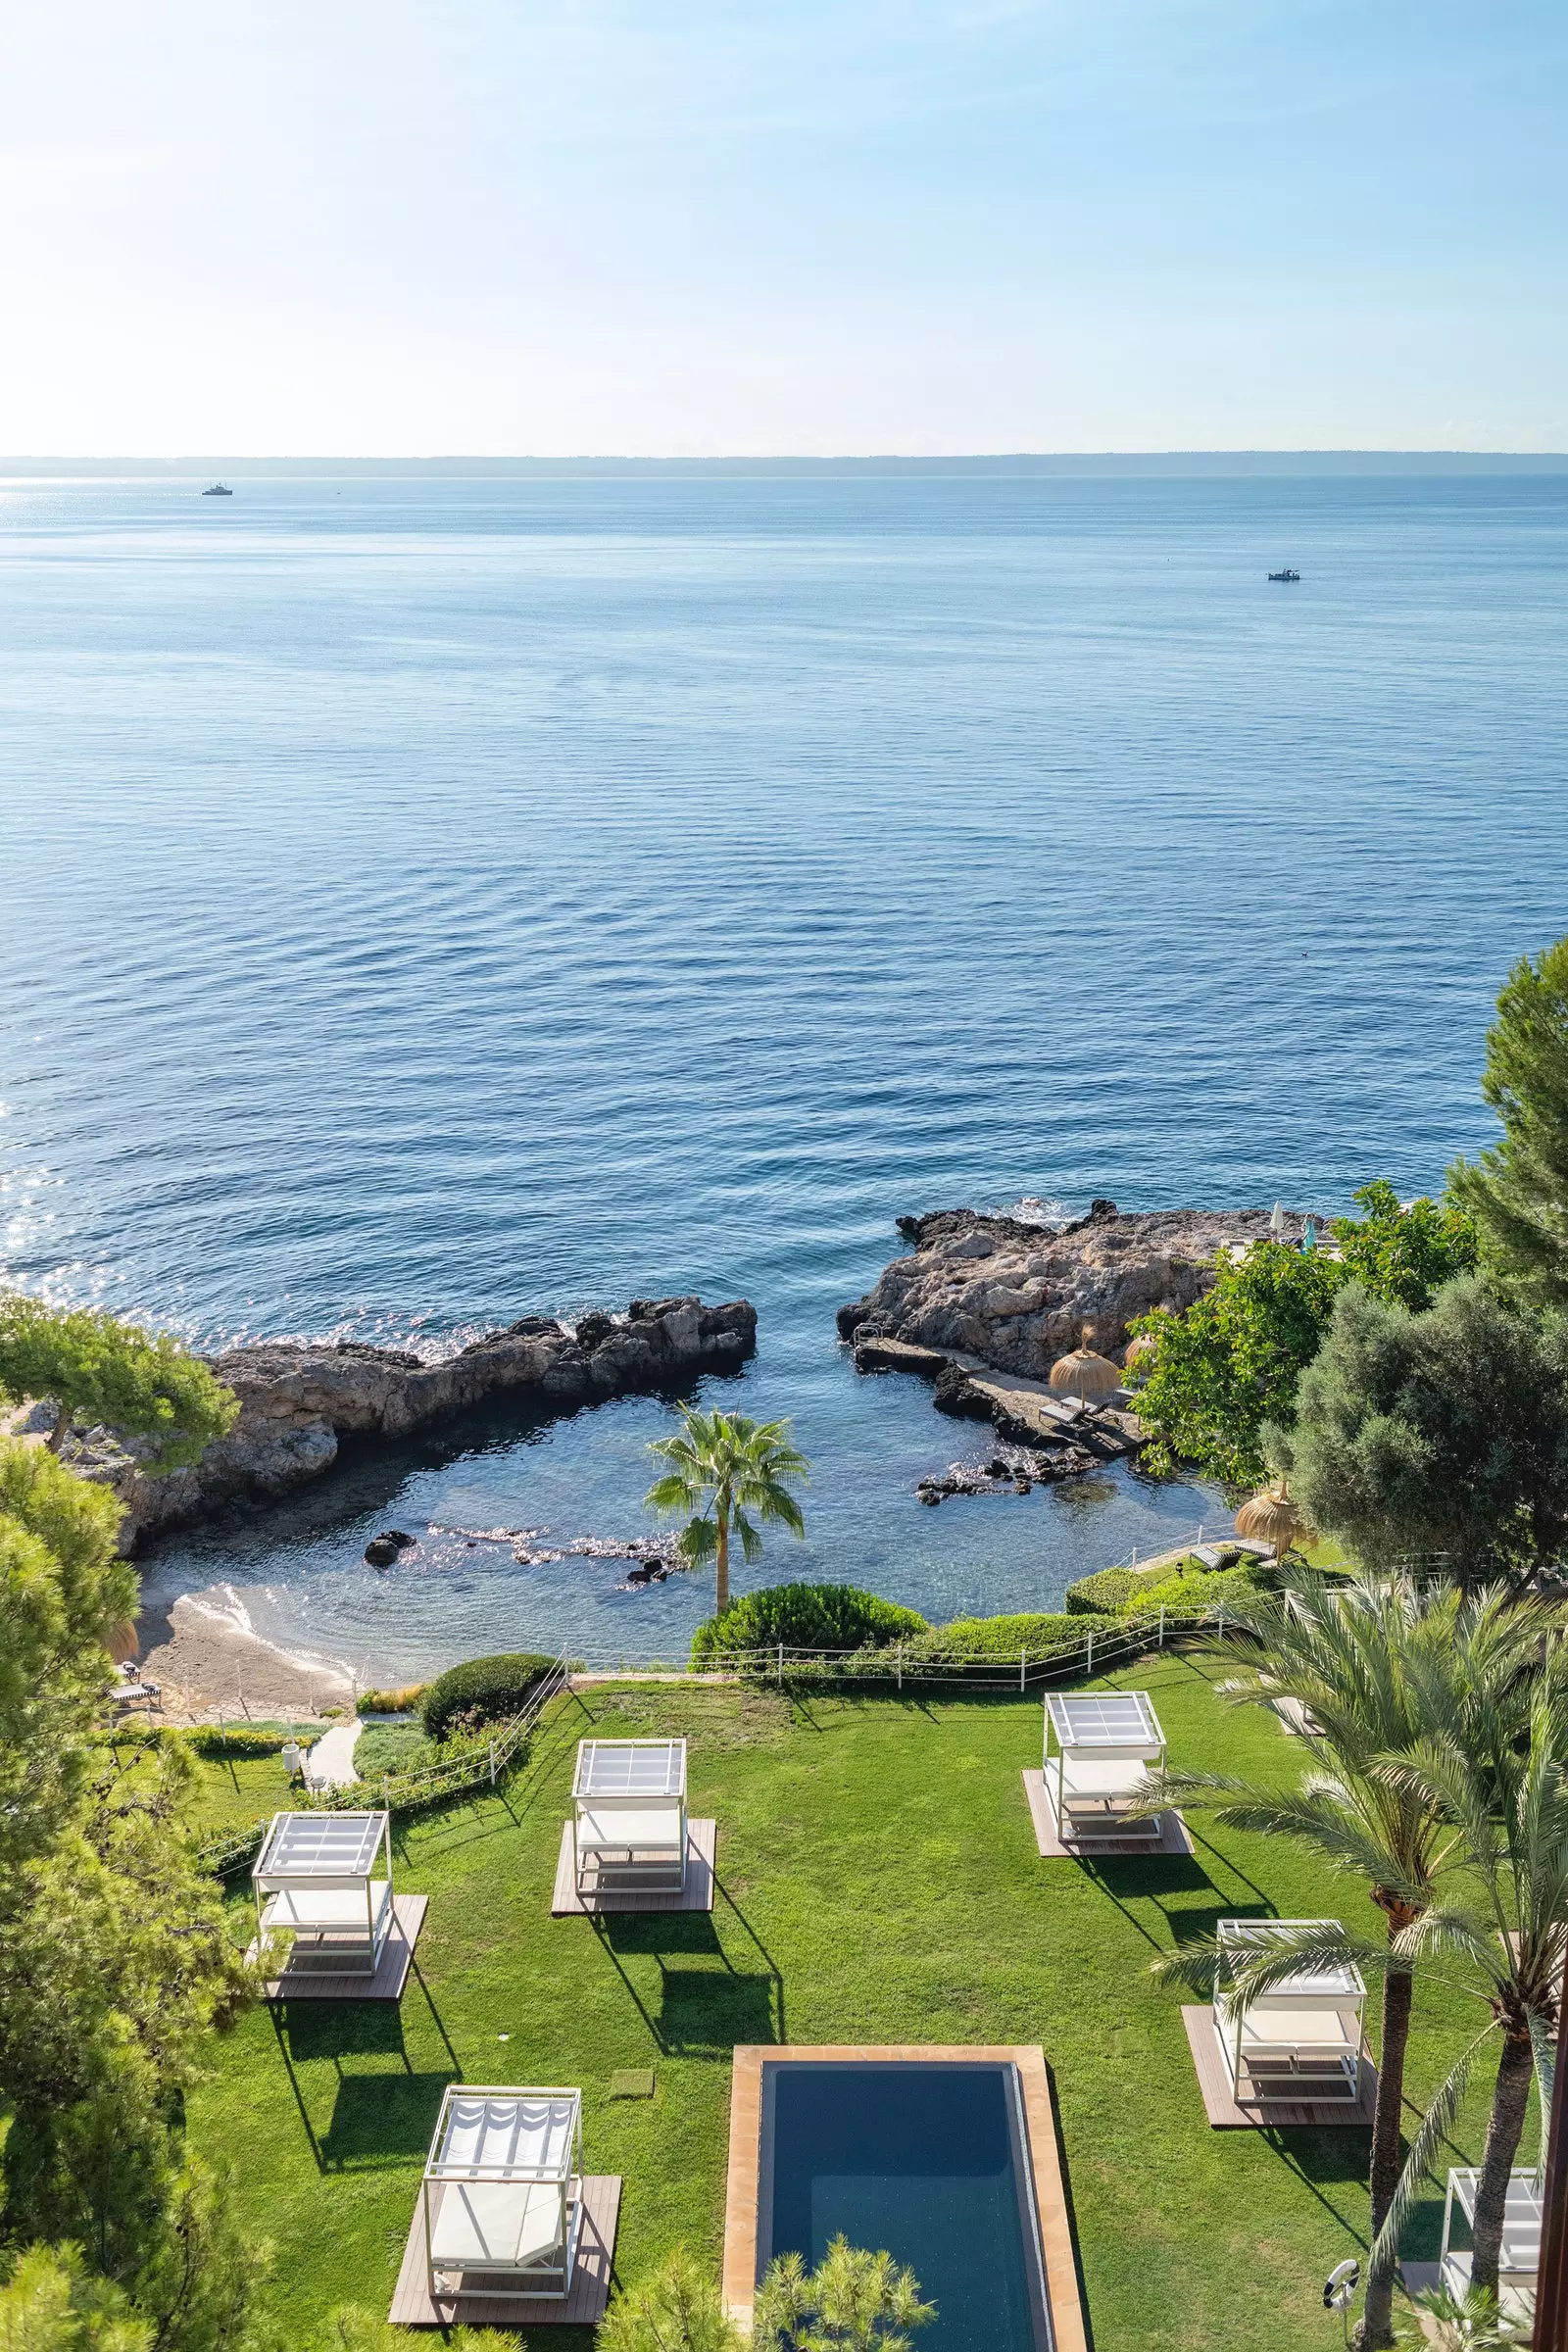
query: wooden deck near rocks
[
  {"left": 388, "top": 2174, "right": 620, "bottom": 2327},
  {"left": 1181, "top": 2007, "right": 1378, "bottom": 2128},
  {"left": 1023, "top": 1770, "right": 1192, "bottom": 1859},
  {"left": 551, "top": 1820, "right": 716, "bottom": 1915},
  {"left": 248, "top": 1893, "right": 427, "bottom": 2002}
]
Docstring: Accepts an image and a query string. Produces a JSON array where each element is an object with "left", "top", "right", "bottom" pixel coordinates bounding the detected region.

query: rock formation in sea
[
  {"left": 70, "top": 1296, "right": 757, "bottom": 1551},
  {"left": 838, "top": 1200, "right": 1303, "bottom": 1378}
]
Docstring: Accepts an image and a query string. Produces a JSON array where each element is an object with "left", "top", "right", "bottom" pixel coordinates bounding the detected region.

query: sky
[{"left": 2, "top": 0, "right": 1564, "bottom": 456}]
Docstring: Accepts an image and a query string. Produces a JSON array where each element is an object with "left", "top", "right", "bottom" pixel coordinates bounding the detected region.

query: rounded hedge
[
  {"left": 1063, "top": 1567, "right": 1142, "bottom": 1617},
  {"left": 420, "top": 1652, "right": 558, "bottom": 1741},
  {"left": 691, "top": 1583, "right": 926, "bottom": 1667}
]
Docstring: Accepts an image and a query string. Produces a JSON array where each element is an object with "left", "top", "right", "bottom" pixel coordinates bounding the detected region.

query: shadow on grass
[
  {"left": 1045, "top": 2057, "right": 1096, "bottom": 2352},
  {"left": 658, "top": 1968, "right": 778, "bottom": 2053},
  {"left": 1259, "top": 2127, "right": 1373, "bottom": 2248},
  {"left": 320, "top": 2071, "right": 454, "bottom": 2172},
  {"left": 281, "top": 2001, "right": 412, "bottom": 2068}
]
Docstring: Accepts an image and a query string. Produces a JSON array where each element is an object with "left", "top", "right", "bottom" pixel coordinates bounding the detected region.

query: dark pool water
[{"left": 760, "top": 2060, "right": 1047, "bottom": 2351}]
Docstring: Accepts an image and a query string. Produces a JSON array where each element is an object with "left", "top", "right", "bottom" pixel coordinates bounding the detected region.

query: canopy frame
[
  {"left": 421, "top": 2084, "right": 583, "bottom": 2304},
  {"left": 251, "top": 1809, "right": 395, "bottom": 1978},
  {"left": 571, "top": 1738, "right": 688, "bottom": 1894},
  {"left": 1042, "top": 1690, "right": 1165, "bottom": 1842},
  {"left": 1212, "top": 1918, "right": 1366, "bottom": 2105}
]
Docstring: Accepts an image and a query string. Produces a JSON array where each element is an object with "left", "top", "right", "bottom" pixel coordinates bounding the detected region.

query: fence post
[
  {"left": 897, "top": 1644, "right": 903, "bottom": 1692},
  {"left": 383, "top": 1775, "right": 390, "bottom": 1806},
  {"left": 489, "top": 1740, "right": 496, "bottom": 1788},
  {"left": 777, "top": 1642, "right": 783, "bottom": 1688},
  {"left": 1217, "top": 1602, "right": 1225, "bottom": 1641},
  {"left": 1086, "top": 1629, "right": 1094, "bottom": 1679},
  {"left": 1019, "top": 1647, "right": 1026, "bottom": 1692},
  {"left": 1159, "top": 1603, "right": 1165, "bottom": 1647}
]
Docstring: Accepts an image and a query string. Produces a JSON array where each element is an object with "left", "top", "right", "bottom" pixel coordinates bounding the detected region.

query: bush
[
  {"left": 184, "top": 1726, "right": 288, "bottom": 1759},
  {"left": 354, "top": 1721, "right": 430, "bottom": 1779},
  {"left": 360, "top": 1683, "right": 427, "bottom": 1715},
  {"left": 691, "top": 1583, "right": 927, "bottom": 1668},
  {"left": 420, "top": 1653, "right": 558, "bottom": 1741},
  {"left": 1063, "top": 1567, "right": 1141, "bottom": 1616},
  {"left": 905, "top": 1610, "right": 1108, "bottom": 1664}
]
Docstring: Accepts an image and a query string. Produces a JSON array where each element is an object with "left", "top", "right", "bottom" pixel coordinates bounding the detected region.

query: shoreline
[{"left": 135, "top": 1586, "right": 357, "bottom": 1727}]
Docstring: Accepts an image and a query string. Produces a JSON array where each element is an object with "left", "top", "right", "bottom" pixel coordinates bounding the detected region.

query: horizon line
[{"left": 4, "top": 447, "right": 1567, "bottom": 477}]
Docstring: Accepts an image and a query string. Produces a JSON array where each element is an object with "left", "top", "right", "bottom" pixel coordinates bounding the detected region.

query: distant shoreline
[{"left": 5, "top": 451, "right": 1568, "bottom": 479}]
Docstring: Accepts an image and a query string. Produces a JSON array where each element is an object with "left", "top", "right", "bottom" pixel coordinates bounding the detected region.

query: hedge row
[{"left": 690, "top": 1583, "right": 926, "bottom": 1668}]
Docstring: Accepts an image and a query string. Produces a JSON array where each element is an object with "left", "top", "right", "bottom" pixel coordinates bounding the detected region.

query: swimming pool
[{"left": 725, "top": 2048, "right": 1082, "bottom": 2352}]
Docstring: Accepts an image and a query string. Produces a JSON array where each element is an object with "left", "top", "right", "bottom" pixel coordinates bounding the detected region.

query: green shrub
[
  {"left": 183, "top": 1726, "right": 288, "bottom": 1759},
  {"left": 1063, "top": 1567, "right": 1141, "bottom": 1616},
  {"left": 1138, "top": 1564, "right": 1266, "bottom": 1613},
  {"left": 691, "top": 1583, "right": 926, "bottom": 1667},
  {"left": 906, "top": 1610, "right": 1108, "bottom": 1664},
  {"left": 420, "top": 1652, "right": 558, "bottom": 1741}
]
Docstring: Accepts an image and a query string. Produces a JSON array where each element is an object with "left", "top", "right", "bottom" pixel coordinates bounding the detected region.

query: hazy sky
[{"left": 4, "top": 0, "right": 1563, "bottom": 455}]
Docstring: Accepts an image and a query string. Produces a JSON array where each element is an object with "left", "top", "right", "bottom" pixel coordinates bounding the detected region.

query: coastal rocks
[
  {"left": 364, "top": 1529, "right": 416, "bottom": 1567},
  {"left": 74, "top": 1295, "right": 757, "bottom": 1552},
  {"left": 840, "top": 1201, "right": 1302, "bottom": 1377}
]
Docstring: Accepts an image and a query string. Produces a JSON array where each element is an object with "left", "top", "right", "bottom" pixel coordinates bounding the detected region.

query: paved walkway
[{"left": 306, "top": 1718, "right": 364, "bottom": 1788}]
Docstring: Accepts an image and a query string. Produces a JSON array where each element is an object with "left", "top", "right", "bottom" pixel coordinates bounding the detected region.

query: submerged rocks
[
  {"left": 78, "top": 1295, "right": 757, "bottom": 1551},
  {"left": 841, "top": 1201, "right": 1302, "bottom": 1376}
]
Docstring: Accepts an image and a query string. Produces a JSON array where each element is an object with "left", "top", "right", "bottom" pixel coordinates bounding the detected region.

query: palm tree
[
  {"left": 1157, "top": 1662, "right": 1568, "bottom": 2319},
  {"left": 645, "top": 1404, "right": 808, "bottom": 1616},
  {"left": 1149, "top": 1572, "right": 1550, "bottom": 2346}
]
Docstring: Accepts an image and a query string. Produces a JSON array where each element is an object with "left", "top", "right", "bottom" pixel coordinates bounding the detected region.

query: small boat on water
[
  {"left": 202, "top": 482, "right": 233, "bottom": 497},
  {"left": 1267, "top": 566, "right": 1299, "bottom": 582}
]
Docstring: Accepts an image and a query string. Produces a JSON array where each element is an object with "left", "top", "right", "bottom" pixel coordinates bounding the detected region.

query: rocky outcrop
[
  {"left": 69, "top": 1297, "right": 757, "bottom": 1551},
  {"left": 839, "top": 1201, "right": 1303, "bottom": 1379}
]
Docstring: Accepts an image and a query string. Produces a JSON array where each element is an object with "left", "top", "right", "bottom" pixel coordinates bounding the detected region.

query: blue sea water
[{"left": 2, "top": 470, "right": 1565, "bottom": 1680}]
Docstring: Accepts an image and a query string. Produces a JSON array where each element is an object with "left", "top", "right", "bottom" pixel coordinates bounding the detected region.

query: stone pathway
[{"left": 306, "top": 1718, "right": 364, "bottom": 1788}]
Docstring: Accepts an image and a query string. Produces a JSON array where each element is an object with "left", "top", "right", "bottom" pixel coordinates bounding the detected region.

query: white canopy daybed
[
  {"left": 1212, "top": 1918, "right": 1366, "bottom": 2105},
  {"left": 422, "top": 2086, "right": 583, "bottom": 2303},
  {"left": 1042, "top": 1690, "right": 1166, "bottom": 1843},
  {"left": 571, "top": 1738, "right": 687, "bottom": 1895},
  {"left": 1440, "top": 2168, "right": 1543, "bottom": 2322},
  {"left": 252, "top": 1809, "right": 394, "bottom": 1978}
]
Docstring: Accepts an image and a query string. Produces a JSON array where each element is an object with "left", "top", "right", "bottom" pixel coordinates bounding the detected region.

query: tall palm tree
[
  {"left": 1149, "top": 1573, "right": 1550, "bottom": 2346},
  {"left": 1157, "top": 1662, "right": 1568, "bottom": 2321},
  {"left": 645, "top": 1404, "right": 808, "bottom": 1615}
]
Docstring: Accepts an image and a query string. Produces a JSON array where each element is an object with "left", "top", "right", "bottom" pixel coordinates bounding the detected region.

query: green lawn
[{"left": 188, "top": 1656, "right": 1501, "bottom": 2351}]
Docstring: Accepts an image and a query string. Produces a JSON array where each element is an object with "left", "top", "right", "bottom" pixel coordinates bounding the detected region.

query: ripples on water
[{"left": 2, "top": 472, "right": 1564, "bottom": 1676}]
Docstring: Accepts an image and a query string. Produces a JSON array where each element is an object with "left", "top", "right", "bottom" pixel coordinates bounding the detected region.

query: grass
[{"left": 187, "top": 1655, "right": 1503, "bottom": 2352}]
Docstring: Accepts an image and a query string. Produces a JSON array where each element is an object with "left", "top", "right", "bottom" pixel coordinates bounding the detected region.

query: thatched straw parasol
[
  {"left": 106, "top": 1618, "right": 139, "bottom": 1665},
  {"left": 1235, "top": 1480, "right": 1302, "bottom": 1563},
  {"left": 1122, "top": 1333, "right": 1158, "bottom": 1373},
  {"left": 1049, "top": 1325, "right": 1123, "bottom": 1403}
]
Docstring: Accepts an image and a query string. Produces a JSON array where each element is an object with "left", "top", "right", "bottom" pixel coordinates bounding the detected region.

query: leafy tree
[
  {"left": 754, "top": 2237, "right": 935, "bottom": 2352},
  {"left": 1131, "top": 1183, "right": 1476, "bottom": 1488},
  {"left": 646, "top": 1405, "right": 808, "bottom": 1615},
  {"left": 1448, "top": 932, "right": 1568, "bottom": 1305},
  {"left": 597, "top": 2252, "right": 742, "bottom": 2352},
  {"left": 0, "top": 1440, "right": 253, "bottom": 2338},
  {"left": 0, "top": 2245, "right": 152, "bottom": 2352},
  {"left": 1151, "top": 1573, "right": 1550, "bottom": 2347},
  {"left": 1279, "top": 1276, "right": 1568, "bottom": 1581},
  {"left": 0, "top": 1297, "right": 237, "bottom": 1472}
]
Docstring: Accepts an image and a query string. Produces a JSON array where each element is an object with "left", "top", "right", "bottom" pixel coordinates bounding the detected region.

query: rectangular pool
[{"left": 756, "top": 2059, "right": 1054, "bottom": 2352}]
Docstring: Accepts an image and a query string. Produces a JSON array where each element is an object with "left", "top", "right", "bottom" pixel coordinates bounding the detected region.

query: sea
[{"left": 2, "top": 468, "right": 1565, "bottom": 1683}]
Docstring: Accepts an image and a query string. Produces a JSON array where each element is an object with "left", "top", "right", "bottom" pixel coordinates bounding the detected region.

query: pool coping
[{"left": 722, "top": 2045, "right": 1088, "bottom": 2352}]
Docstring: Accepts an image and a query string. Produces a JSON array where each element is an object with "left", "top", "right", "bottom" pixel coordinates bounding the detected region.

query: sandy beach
[{"left": 136, "top": 1586, "right": 356, "bottom": 1726}]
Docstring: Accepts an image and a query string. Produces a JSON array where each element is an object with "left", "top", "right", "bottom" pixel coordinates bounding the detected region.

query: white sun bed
[
  {"left": 1212, "top": 1919, "right": 1366, "bottom": 2103},
  {"left": 571, "top": 1739, "right": 687, "bottom": 1893},
  {"left": 1440, "top": 2168, "right": 1542, "bottom": 2323},
  {"left": 1043, "top": 1691, "right": 1166, "bottom": 1842},
  {"left": 422, "top": 2087, "right": 583, "bottom": 2301},
  {"left": 252, "top": 1810, "right": 395, "bottom": 1977}
]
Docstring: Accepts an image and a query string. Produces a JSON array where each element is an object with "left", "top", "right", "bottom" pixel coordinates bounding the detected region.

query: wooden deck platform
[
  {"left": 1181, "top": 2007, "right": 1378, "bottom": 2128},
  {"left": 551, "top": 1819, "right": 715, "bottom": 1914},
  {"left": 249, "top": 1893, "right": 428, "bottom": 2002},
  {"left": 1022, "top": 1770, "right": 1192, "bottom": 1859},
  {"left": 388, "top": 2173, "right": 621, "bottom": 2327}
]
